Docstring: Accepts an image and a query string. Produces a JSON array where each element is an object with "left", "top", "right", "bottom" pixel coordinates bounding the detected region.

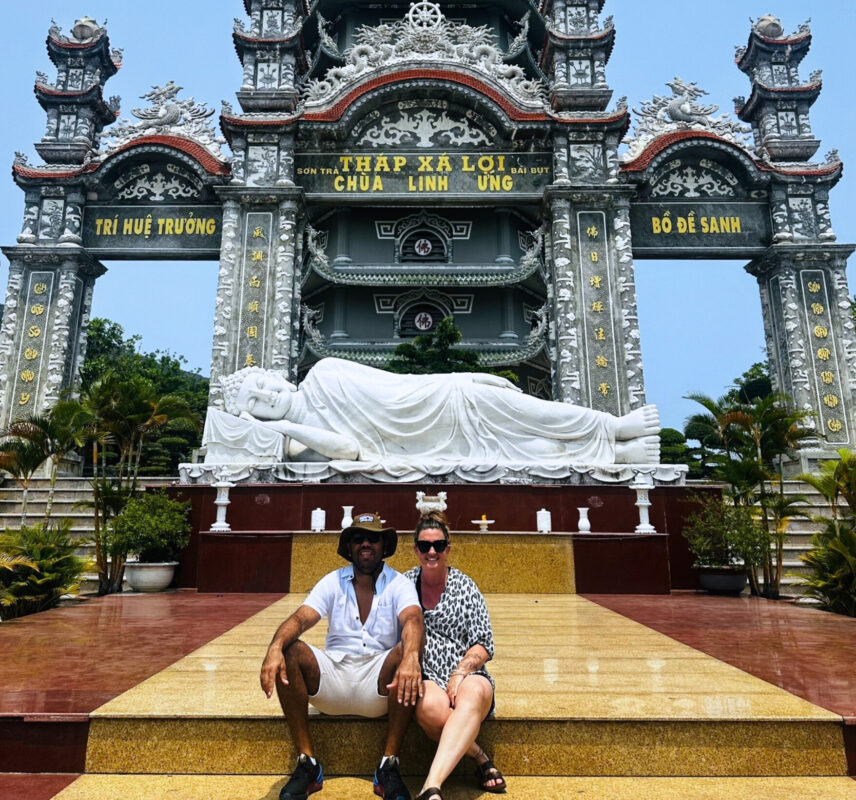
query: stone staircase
[
  {"left": 0, "top": 476, "right": 173, "bottom": 593},
  {"left": 687, "top": 479, "right": 839, "bottom": 597}
]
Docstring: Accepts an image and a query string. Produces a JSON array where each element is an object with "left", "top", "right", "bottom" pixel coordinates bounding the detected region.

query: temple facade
[{"left": 1, "top": 3, "right": 854, "bottom": 461}]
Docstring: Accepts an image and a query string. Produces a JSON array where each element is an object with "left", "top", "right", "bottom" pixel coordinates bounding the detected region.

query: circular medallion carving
[
  {"left": 414, "top": 311, "right": 434, "bottom": 331},
  {"left": 414, "top": 238, "right": 433, "bottom": 256},
  {"left": 407, "top": 1, "right": 443, "bottom": 31}
]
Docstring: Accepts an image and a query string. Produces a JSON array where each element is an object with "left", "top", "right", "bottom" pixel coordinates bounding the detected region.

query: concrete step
[{"left": 48, "top": 775, "right": 856, "bottom": 800}]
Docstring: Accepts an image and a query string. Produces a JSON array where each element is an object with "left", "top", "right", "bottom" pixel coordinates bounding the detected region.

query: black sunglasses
[
  {"left": 350, "top": 532, "right": 382, "bottom": 545},
  {"left": 416, "top": 539, "right": 448, "bottom": 554}
]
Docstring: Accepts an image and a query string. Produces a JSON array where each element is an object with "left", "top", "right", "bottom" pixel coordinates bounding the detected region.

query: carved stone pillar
[
  {"left": 747, "top": 244, "right": 856, "bottom": 459},
  {"left": 545, "top": 188, "right": 647, "bottom": 415},
  {"left": 0, "top": 246, "right": 105, "bottom": 427},
  {"left": 546, "top": 194, "right": 582, "bottom": 404},
  {"left": 271, "top": 196, "right": 302, "bottom": 377},
  {"left": 209, "top": 189, "right": 303, "bottom": 406}
]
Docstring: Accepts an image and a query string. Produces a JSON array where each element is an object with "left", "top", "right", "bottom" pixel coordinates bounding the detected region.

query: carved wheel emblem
[
  {"left": 407, "top": 1, "right": 443, "bottom": 30},
  {"left": 415, "top": 311, "right": 434, "bottom": 331},
  {"left": 414, "top": 238, "right": 433, "bottom": 256}
]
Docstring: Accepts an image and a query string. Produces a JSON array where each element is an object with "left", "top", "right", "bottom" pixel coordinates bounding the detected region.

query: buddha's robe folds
[{"left": 285, "top": 358, "right": 617, "bottom": 464}]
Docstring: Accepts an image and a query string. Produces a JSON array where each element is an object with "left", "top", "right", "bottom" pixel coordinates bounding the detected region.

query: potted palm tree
[
  {"left": 682, "top": 495, "right": 769, "bottom": 594},
  {"left": 108, "top": 490, "right": 191, "bottom": 592}
]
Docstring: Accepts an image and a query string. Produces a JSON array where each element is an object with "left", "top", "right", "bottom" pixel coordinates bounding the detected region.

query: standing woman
[{"left": 405, "top": 511, "right": 506, "bottom": 800}]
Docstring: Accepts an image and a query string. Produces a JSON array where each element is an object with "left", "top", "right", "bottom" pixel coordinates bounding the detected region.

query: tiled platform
[
  {"left": 2, "top": 589, "right": 856, "bottom": 799},
  {"left": 81, "top": 595, "right": 846, "bottom": 777}
]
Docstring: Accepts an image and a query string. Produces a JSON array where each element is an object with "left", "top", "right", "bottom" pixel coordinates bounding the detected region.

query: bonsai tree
[
  {"left": 682, "top": 494, "right": 769, "bottom": 573},
  {"left": 108, "top": 490, "right": 191, "bottom": 564}
]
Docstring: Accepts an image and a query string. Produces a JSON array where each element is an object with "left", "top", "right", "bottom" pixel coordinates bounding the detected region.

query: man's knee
[
  {"left": 377, "top": 642, "right": 404, "bottom": 694},
  {"left": 280, "top": 640, "right": 320, "bottom": 692}
]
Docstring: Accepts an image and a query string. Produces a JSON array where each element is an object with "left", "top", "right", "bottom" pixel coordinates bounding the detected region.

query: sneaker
[
  {"left": 373, "top": 756, "right": 410, "bottom": 800},
  {"left": 280, "top": 754, "right": 323, "bottom": 800}
]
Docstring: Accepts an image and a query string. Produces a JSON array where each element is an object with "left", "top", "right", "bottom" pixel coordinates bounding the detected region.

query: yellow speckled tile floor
[
  {"left": 91, "top": 594, "right": 841, "bottom": 722},
  {"left": 81, "top": 594, "right": 849, "bottom": 777},
  {"left": 51, "top": 775, "right": 856, "bottom": 800}
]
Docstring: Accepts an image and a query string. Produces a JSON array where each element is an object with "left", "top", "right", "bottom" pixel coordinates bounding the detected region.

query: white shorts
[{"left": 307, "top": 644, "right": 390, "bottom": 718}]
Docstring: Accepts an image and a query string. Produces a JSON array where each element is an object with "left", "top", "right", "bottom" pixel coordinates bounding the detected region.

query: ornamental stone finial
[{"left": 753, "top": 14, "right": 784, "bottom": 38}]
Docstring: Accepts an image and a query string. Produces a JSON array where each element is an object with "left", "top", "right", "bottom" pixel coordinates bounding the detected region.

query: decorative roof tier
[
  {"left": 32, "top": 17, "right": 121, "bottom": 164},
  {"left": 734, "top": 16, "right": 820, "bottom": 162},
  {"left": 542, "top": 1, "right": 615, "bottom": 111},
  {"left": 734, "top": 14, "right": 812, "bottom": 72},
  {"left": 46, "top": 16, "right": 122, "bottom": 78},
  {"left": 231, "top": 1, "right": 307, "bottom": 113}
]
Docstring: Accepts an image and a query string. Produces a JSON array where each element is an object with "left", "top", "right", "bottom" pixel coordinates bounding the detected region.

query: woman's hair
[{"left": 413, "top": 510, "right": 450, "bottom": 543}]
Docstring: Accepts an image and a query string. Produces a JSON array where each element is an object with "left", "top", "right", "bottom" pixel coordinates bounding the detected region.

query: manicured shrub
[
  {"left": 800, "top": 521, "right": 856, "bottom": 617},
  {"left": 0, "top": 520, "right": 89, "bottom": 620},
  {"left": 108, "top": 490, "right": 191, "bottom": 563}
]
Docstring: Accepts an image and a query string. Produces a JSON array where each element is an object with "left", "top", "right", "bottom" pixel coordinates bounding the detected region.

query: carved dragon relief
[
  {"left": 100, "top": 82, "right": 226, "bottom": 160},
  {"left": 622, "top": 78, "right": 752, "bottom": 163},
  {"left": 302, "top": 1, "right": 545, "bottom": 108}
]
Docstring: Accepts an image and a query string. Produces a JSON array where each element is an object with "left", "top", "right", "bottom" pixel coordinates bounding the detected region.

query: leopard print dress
[{"left": 404, "top": 566, "right": 495, "bottom": 706}]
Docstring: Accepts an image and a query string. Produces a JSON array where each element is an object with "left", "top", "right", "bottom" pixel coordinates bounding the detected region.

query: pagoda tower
[
  {"left": 737, "top": 15, "right": 856, "bottom": 458},
  {"left": 0, "top": 17, "right": 119, "bottom": 426}
]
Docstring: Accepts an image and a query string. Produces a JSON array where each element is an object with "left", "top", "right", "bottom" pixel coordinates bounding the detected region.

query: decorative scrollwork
[
  {"left": 622, "top": 78, "right": 752, "bottom": 162},
  {"left": 303, "top": 3, "right": 545, "bottom": 108}
]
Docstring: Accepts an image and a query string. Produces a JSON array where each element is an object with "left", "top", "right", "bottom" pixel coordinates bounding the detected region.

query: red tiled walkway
[
  {"left": 0, "top": 591, "right": 282, "bottom": 772},
  {"left": 586, "top": 592, "right": 856, "bottom": 774}
]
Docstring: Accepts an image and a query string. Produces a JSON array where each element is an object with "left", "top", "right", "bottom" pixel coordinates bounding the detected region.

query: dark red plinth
[
  {"left": 572, "top": 533, "right": 671, "bottom": 593},
  {"left": 170, "top": 483, "right": 715, "bottom": 593}
]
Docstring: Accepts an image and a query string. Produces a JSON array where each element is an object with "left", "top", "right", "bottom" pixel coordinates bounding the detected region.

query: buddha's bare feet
[
  {"left": 615, "top": 435, "right": 660, "bottom": 464},
  {"left": 615, "top": 404, "right": 660, "bottom": 441}
]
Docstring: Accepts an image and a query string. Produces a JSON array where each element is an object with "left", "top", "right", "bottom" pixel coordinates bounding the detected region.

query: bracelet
[{"left": 451, "top": 669, "right": 469, "bottom": 677}]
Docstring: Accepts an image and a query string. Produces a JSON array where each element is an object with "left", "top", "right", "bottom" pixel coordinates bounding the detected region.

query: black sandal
[
  {"left": 475, "top": 758, "right": 507, "bottom": 793},
  {"left": 414, "top": 788, "right": 444, "bottom": 800}
]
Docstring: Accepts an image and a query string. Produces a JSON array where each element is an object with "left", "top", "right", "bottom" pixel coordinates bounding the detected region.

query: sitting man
[{"left": 260, "top": 512, "right": 423, "bottom": 800}]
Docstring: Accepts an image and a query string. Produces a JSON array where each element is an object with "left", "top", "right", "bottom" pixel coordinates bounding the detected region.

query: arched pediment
[
  {"left": 301, "top": 3, "right": 546, "bottom": 115},
  {"left": 622, "top": 133, "right": 770, "bottom": 200},
  {"left": 86, "top": 136, "right": 230, "bottom": 203}
]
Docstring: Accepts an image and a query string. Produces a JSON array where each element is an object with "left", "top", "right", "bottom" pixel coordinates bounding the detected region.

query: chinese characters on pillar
[
  {"left": 801, "top": 270, "right": 848, "bottom": 443},
  {"left": 237, "top": 213, "right": 273, "bottom": 370},
  {"left": 577, "top": 212, "right": 621, "bottom": 415},
  {"left": 11, "top": 273, "right": 53, "bottom": 417}
]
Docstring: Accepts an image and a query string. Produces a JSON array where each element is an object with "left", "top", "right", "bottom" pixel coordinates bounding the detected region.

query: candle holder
[
  {"left": 471, "top": 518, "right": 494, "bottom": 532},
  {"left": 632, "top": 475, "right": 656, "bottom": 534},
  {"left": 310, "top": 508, "right": 326, "bottom": 532},
  {"left": 210, "top": 477, "right": 235, "bottom": 532}
]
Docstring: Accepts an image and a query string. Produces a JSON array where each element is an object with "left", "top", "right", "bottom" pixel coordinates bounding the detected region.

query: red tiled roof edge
[
  {"left": 99, "top": 134, "right": 231, "bottom": 176},
  {"left": 303, "top": 69, "right": 549, "bottom": 123},
  {"left": 13, "top": 135, "right": 231, "bottom": 180},
  {"left": 620, "top": 129, "right": 841, "bottom": 177}
]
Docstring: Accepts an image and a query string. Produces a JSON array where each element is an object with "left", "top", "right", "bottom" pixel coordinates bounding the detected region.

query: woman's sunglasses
[{"left": 416, "top": 539, "right": 448, "bottom": 554}]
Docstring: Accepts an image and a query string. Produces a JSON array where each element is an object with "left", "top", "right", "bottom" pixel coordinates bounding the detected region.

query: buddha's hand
[{"left": 472, "top": 373, "right": 522, "bottom": 392}]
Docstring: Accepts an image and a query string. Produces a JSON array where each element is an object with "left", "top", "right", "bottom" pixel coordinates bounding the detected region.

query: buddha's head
[{"left": 221, "top": 367, "right": 296, "bottom": 420}]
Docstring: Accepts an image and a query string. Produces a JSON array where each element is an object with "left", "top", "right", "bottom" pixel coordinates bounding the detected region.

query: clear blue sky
[{"left": 1, "top": 1, "right": 854, "bottom": 431}]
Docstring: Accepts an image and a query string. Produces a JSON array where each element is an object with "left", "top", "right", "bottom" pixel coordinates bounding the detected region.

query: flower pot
[
  {"left": 124, "top": 561, "right": 178, "bottom": 593},
  {"left": 696, "top": 566, "right": 748, "bottom": 595}
]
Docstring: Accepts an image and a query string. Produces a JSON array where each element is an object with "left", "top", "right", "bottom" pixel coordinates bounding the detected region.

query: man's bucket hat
[{"left": 337, "top": 511, "right": 398, "bottom": 561}]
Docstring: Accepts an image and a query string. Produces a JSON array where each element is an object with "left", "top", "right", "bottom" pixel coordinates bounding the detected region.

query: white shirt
[{"left": 303, "top": 563, "right": 420, "bottom": 662}]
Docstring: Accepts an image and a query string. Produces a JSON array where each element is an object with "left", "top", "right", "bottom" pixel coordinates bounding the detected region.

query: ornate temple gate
[{"left": 1, "top": 4, "right": 854, "bottom": 465}]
